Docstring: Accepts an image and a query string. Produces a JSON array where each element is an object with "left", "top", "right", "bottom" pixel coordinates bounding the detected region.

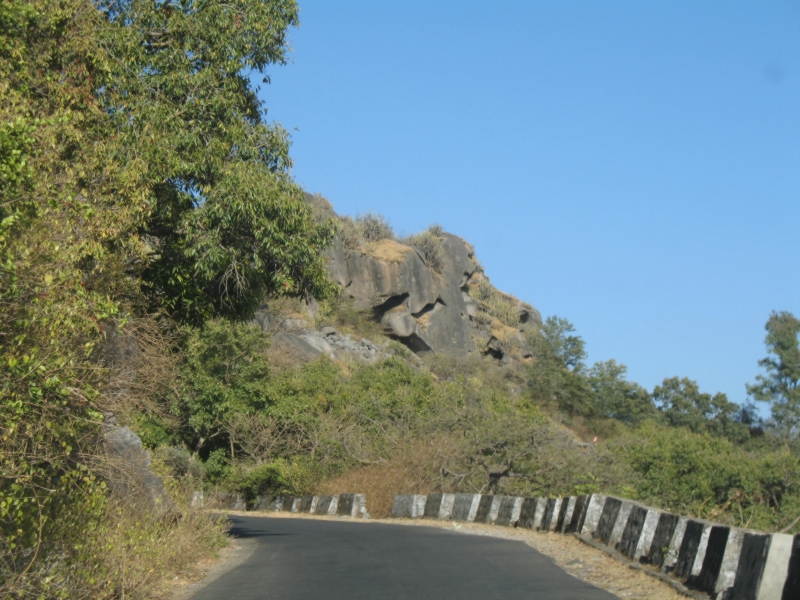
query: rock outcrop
[
  {"left": 320, "top": 210, "right": 541, "bottom": 362},
  {"left": 260, "top": 194, "right": 543, "bottom": 365},
  {"left": 270, "top": 326, "right": 395, "bottom": 365}
]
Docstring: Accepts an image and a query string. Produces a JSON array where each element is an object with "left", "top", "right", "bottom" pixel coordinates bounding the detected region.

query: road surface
[{"left": 190, "top": 515, "right": 618, "bottom": 600}]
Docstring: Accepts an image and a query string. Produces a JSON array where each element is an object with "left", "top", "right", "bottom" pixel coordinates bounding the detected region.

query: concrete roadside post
[
  {"left": 607, "top": 499, "right": 637, "bottom": 548},
  {"left": 564, "top": 495, "right": 588, "bottom": 534},
  {"left": 555, "top": 497, "right": 577, "bottom": 533},
  {"left": 577, "top": 494, "right": 607, "bottom": 536},
  {"left": 617, "top": 505, "right": 652, "bottom": 559},
  {"left": 474, "top": 495, "right": 502, "bottom": 524},
  {"left": 391, "top": 494, "right": 426, "bottom": 518},
  {"left": 353, "top": 494, "right": 368, "bottom": 518},
  {"left": 337, "top": 494, "right": 355, "bottom": 517},
  {"left": 593, "top": 497, "right": 623, "bottom": 545},
  {"left": 423, "top": 493, "right": 456, "bottom": 520},
  {"left": 539, "top": 498, "right": 563, "bottom": 532},
  {"left": 643, "top": 512, "right": 682, "bottom": 568},
  {"left": 729, "top": 532, "right": 794, "bottom": 600},
  {"left": 782, "top": 534, "right": 800, "bottom": 600},
  {"left": 518, "top": 497, "right": 546, "bottom": 530},
  {"left": 495, "top": 497, "right": 523, "bottom": 526},
  {"left": 691, "top": 526, "right": 744, "bottom": 597},
  {"left": 314, "top": 495, "right": 336, "bottom": 515},
  {"left": 672, "top": 520, "right": 712, "bottom": 579},
  {"left": 450, "top": 493, "right": 481, "bottom": 522},
  {"left": 633, "top": 506, "right": 662, "bottom": 560}
]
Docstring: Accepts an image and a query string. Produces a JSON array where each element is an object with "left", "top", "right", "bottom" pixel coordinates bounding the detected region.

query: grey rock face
[
  {"left": 269, "top": 328, "right": 394, "bottom": 366},
  {"left": 104, "top": 425, "right": 175, "bottom": 517},
  {"left": 320, "top": 231, "right": 540, "bottom": 361}
]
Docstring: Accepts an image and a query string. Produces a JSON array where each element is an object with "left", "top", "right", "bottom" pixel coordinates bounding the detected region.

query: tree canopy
[
  {"left": 1, "top": 0, "right": 336, "bottom": 593},
  {"left": 748, "top": 311, "right": 800, "bottom": 437}
]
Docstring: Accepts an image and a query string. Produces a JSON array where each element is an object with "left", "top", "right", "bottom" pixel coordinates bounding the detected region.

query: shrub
[
  {"left": 337, "top": 215, "right": 362, "bottom": 250},
  {"left": 486, "top": 294, "right": 520, "bottom": 328},
  {"left": 405, "top": 225, "right": 446, "bottom": 274},
  {"left": 606, "top": 422, "right": 800, "bottom": 532},
  {"left": 336, "top": 212, "right": 395, "bottom": 250},
  {"left": 358, "top": 212, "right": 395, "bottom": 243}
]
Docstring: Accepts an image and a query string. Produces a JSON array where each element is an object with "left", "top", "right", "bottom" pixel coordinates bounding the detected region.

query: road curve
[{"left": 190, "top": 515, "right": 617, "bottom": 600}]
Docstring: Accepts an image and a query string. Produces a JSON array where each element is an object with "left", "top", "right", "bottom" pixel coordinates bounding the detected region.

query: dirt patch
[
  {"left": 163, "top": 536, "right": 255, "bottom": 600},
  {"left": 206, "top": 512, "right": 689, "bottom": 600}
]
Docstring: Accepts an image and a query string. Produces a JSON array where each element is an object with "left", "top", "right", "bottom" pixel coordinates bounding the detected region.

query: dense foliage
[
  {"left": 153, "top": 307, "right": 800, "bottom": 532},
  {"left": 748, "top": 311, "right": 800, "bottom": 436},
  {"left": 1, "top": 0, "right": 334, "bottom": 596}
]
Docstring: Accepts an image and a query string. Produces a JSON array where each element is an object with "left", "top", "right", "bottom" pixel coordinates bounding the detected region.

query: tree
[
  {"left": 747, "top": 311, "right": 800, "bottom": 436},
  {"left": 525, "top": 316, "right": 591, "bottom": 414},
  {"left": 653, "top": 376, "right": 747, "bottom": 441},
  {"left": 588, "top": 360, "right": 654, "bottom": 423},
  {"left": 0, "top": 0, "right": 336, "bottom": 591},
  {"left": 171, "top": 320, "right": 272, "bottom": 459},
  {"left": 94, "top": 0, "right": 337, "bottom": 323},
  {"left": 533, "top": 316, "right": 587, "bottom": 370}
]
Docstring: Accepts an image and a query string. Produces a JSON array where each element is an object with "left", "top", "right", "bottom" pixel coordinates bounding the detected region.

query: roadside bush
[
  {"left": 606, "top": 422, "right": 800, "bottom": 532},
  {"left": 230, "top": 461, "right": 292, "bottom": 503}
]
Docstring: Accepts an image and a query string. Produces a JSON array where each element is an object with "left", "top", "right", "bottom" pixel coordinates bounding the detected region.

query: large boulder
[{"left": 323, "top": 233, "right": 481, "bottom": 356}]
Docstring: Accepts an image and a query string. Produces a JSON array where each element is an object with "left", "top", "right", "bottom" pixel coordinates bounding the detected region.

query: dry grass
[
  {"left": 92, "top": 500, "right": 229, "bottom": 600},
  {"left": 316, "top": 443, "right": 443, "bottom": 518},
  {"left": 366, "top": 238, "right": 413, "bottom": 263}
]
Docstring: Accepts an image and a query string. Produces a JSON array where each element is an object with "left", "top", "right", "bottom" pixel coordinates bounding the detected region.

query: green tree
[
  {"left": 171, "top": 320, "right": 272, "bottom": 459},
  {"left": 95, "top": 0, "right": 336, "bottom": 323},
  {"left": 525, "top": 316, "right": 591, "bottom": 414},
  {"left": 747, "top": 311, "right": 800, "bottom": 436},
  {"left": 534, "top": 316, "right": 587, "bottom": 370},
  {"left": 1, "top": 0, "right": 336, "bottom": 592},
  {"left": 653, "top": 376, "right": 746, "bottom": 441},
  {"left": 588, "top": 359, "right": 654, "bottom": 423}
]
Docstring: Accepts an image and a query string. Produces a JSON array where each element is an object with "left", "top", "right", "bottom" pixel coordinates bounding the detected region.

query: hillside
[
  {"left": 260, "top": 193, "right": 539, "bottom": 370},
  {"left": 3, "top": 2, "right": 798, "bottom": 597},
  {"left": 172, "top": 193, "right": 799, "bottom": 531}
]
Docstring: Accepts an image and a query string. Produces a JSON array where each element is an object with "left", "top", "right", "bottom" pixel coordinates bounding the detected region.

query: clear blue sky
[{"left": 258, "top": 1, "right": 800, "bottom": 408}]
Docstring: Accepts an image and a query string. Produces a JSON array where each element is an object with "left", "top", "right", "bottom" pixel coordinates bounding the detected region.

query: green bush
[
  {"left": 606, "top": 422, "right": 800, "bottom": 531},
  {"left": 232, "top": 461, "right": 292, "bottom": 502}
]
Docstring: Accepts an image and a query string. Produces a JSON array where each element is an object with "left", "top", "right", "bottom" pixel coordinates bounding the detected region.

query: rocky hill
[{"left": 256, "top": 193, "right": 542, "bottom": 367}]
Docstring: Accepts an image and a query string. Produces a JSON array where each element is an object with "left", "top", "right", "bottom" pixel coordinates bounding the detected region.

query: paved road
[{"left": 190, "top": 515, "right": 617, "bottom": 600}]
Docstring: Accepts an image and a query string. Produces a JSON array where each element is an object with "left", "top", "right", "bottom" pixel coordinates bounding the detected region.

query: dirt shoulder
[
  {"left": 160, "top": 534, "right": 256, "bottom": 600},
  {"left": 172, "top": 511, "right": 688, "bottom": 600}
]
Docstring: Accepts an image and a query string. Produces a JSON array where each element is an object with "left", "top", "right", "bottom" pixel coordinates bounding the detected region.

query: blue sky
[{"left": 258, "top": 1, "right": 800, "bottom": 409}]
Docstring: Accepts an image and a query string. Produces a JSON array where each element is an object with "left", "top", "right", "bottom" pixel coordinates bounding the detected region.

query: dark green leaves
[{"left": 748, "top": 311, "right": 800, "bottom": 436}]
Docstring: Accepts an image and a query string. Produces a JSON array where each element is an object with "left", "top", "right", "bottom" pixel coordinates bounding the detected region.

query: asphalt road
[{"left": 190, "top": 515, "right": 617, "bottom": 600}]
